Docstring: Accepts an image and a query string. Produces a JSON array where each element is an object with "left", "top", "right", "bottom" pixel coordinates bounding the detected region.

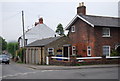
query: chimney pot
[
  {"left": 77, "top": 2, "right": 86, "bottom": 15},
  {"left": 79, "top": 2, "right": 84, "bottom": 7},
  {"left": 39, "top": 17, "right": 43, "bottom": 24},
  {"left": 79, "top": 3, "right": 81, "bottom": 7},
  {"left": 81, "top": 2, "right": 84, "bottom": 6}
]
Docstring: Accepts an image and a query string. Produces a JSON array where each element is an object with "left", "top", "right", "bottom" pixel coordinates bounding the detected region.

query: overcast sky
[{"left": 0, "top": 0, "right": 119, "bottom": 42}]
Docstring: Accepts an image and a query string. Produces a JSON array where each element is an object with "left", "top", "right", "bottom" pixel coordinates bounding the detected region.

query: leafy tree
[
  {"left": 56, "top": 23, "right": 65, "bottom": 36},
  {"left": 0, "top": 36, "right": 7, "bottom": 52},
  {"left": 7, "top": 42, "right": 18, "bottom": 57}
]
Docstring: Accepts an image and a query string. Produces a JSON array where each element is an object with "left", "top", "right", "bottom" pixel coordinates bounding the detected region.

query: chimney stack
[
  {"left": 77, "top": 2, "right": 86, "bottom": 15},
  {"left": 34, "top": 17, "right": 44, "bottom": 26},
  {"left": 39, "top": 17, "right": 43, "bottom": 24},
  {"left": 35, "top": 22, "right": 39, "bottom": 26}
]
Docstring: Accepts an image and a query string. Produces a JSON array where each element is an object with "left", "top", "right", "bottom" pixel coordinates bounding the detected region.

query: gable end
[{"left": 65, "top": 15, "right": 94, "bottom": 30}]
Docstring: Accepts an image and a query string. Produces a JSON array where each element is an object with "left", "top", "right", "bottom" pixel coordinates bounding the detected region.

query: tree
[
  {"left": 56, "top": 23, "right": 65, "bottom": 36},
  {"left": 7, "top": 42, "right": 18, "bottom": 58},
  {"left": 0, "top": 36, "right": 7, "bottom": 52}
]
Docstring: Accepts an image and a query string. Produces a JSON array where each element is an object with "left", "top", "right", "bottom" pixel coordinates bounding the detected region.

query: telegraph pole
[
  {"left": 22, "top": 10, "right": 26, "bottom": 63},
  {"left": 22, "top": 10, "right": 25, "bottom": 47}
]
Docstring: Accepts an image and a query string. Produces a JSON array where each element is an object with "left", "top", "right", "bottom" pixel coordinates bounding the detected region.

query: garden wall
[{"left": 49, "top": 57, "right": 120, "bottom": 66}]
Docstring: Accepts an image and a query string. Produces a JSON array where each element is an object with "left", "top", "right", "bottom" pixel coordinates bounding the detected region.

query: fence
[{"left": 46, "top": 56, "right": 120, "bottom": 66}]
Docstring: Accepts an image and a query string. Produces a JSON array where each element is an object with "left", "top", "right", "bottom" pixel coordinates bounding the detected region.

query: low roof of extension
[{"left": 26, "top": 36, "right": 61, "bottom": 47}]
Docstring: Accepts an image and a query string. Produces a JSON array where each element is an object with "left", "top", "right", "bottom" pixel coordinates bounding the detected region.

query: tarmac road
[{"left": 0, "top": 63, "right": 119, "bottom": 79}]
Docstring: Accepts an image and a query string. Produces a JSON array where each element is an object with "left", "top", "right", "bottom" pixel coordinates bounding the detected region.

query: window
[
  {"left": 71, "top": 26, "right": 75, "bottom": 32},
  {"left": 25, "top": 39, "right": 28, "bottom": 45},
  {"left": 48, "top": 48, "right": 54, "bottom": 55},
  {"left": 87, "top": 46, "right": 91, "bottom": 56},
  {"left": 102, "top": 28, "right": 110, "bottom": 37},
  {"left": 103, "top": 46, "right": 110, "bottom": 56},
  {"left": 72, "top": 46, "right": 76, "bottom": 55}
]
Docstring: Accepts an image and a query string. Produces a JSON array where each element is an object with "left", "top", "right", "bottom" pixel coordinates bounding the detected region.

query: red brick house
[{"left": 65, "top": 2, "right": 120, "bottom": 57}]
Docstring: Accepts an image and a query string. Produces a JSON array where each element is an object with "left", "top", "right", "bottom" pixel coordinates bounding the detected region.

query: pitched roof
[
  {"left": 81, "top": 15, "right": 120, "bottom": 27},
  {"left": 19, "top": 24, "right": 59, "bottom": 46},
  {"left": 26, "top": 36, "right": 61, "bottom": 47},
  {"left": 66, "top": 14, "right": 120, "bottom": 30}
]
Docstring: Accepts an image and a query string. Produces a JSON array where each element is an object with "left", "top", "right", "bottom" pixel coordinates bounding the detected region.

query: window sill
[
  {"left": 87, "top": 55, "right": 91, "bottom": 57},
  {"left": 102, "top": 36, "right": 111, "bottom": 38},
  {"left": 71, "top": 31, "right": 75, "bottom": 33},
  {"left": 71, "top": 54, "right": 76, "bottom": 56},
  {"left": 106, "top": 56, "right": 110, "bottom": 58}
]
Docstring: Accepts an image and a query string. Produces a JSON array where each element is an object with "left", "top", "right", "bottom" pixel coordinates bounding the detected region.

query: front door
[{"left": 63, "top": 47, "right": 68, "bottom": 57}]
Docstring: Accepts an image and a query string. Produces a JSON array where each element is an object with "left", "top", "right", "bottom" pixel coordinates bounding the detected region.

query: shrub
[
  {"left": 16, "top": 48, "right": 26, "bottom": 62},
  {"left": 75, "top": 63, "right": 83, "bottom": 66},
  {"left": 111, "top": 50, "right": 120, "bottom": 56}
]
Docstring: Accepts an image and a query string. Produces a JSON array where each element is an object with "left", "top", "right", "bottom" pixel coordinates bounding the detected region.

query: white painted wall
[{"left": 19, "top": 24, "right": 59, "bottom": 47}]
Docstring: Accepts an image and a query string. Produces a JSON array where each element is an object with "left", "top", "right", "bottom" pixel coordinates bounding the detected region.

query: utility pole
[
  {"left": 22, "top": 10, "right": 26, "bottom": 63},
  {"left": 22, "top": 10, "right": 25, "bottom": 47}
]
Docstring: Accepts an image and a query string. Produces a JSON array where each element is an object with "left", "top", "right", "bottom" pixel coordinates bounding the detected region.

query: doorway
[{"left": 63, "top": 47, "right": 69, "bottom": 57}]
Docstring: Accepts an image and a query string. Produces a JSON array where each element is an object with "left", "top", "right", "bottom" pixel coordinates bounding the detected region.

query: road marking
[
  {"left": 41, "top": 70, "right": 53, "bottom": 72},
  {"left": 2, "top": 70, "right": 61, "bottom": 78},
  {"left": 2, "top": 71, "right": 37, "bottom": 78}
]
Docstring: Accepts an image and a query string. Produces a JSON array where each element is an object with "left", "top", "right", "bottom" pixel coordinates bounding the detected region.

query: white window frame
[
  {"left": 48, "top": 48, "right": 54, "bottom": 55},
  {"left": 87, "top": 46, "right": 91, "bottom": 56},
  {"left": 102, "top": 28, "right": 110, "bottom": 37},
  {"left": 71, "top": 26, "right": 75, "bottom": 32},
  {"left": 103, "top": 46, "right": 110, "bottom": 57},
  {"left": 72, "top": 46, "right": 76, "bottom": 55}
]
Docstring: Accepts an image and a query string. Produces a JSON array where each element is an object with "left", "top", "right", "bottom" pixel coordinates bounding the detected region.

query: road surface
[{"left": 0, "top": 63, "right": 119, "bottom": 79}]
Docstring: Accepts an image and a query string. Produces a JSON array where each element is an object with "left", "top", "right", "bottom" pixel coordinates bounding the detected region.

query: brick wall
[
  {"left": 77, "top": 59, "right": 120, "bottom": 65},
  {"left": 44, "top": 36, "right": 70, "bottom": 63},
  {"left": 94, "top": 27, "right": 120, "bottom": 56},
  {"left": 68, "top": 18, "right": 120, "bottom": 57},
  {"left": 50, "top": 60, "right": 72, "bottom": 66},
  {"left": 49, "top": 57, "right": 120, "bottom": 66},
  {"left": 68, "top": 19, "right": 95, "bottom": 57}
]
